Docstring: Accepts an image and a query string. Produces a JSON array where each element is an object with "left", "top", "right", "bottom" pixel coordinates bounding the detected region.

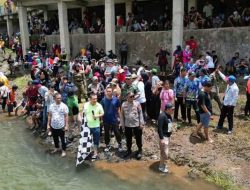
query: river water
[{"left": 0, "top": 118, "right": 220, "bottom": 190}]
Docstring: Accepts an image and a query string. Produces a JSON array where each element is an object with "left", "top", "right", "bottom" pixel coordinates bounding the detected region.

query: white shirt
[
  {"left": 203, "top": 4, "right": 214, "bottom": 17},
  {"left": 206, "top": 55, "right": 214, "bottom": 69},
  {"left": 223, "top": 83, "right": 239, "bottom": 106},
  {"left": 49, "top": 102, "right": 69, "bottom": 129},
  {"left": 152, "top": 75, "right": 160, "bottom": 90},
  {"left": 218, "top": 71, "right": 239, "bottom": 106},
  {"left": 0, "top": 86, "right": 9, "bottom": 98},
  {"left": 133, "top": 80, "right": 146, "bottom": 103}
]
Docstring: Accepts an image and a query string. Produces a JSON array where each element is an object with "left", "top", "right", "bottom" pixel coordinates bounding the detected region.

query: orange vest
[
  {"left": 247, "top": 79, "right": 250, "bottom": 94},
  {"left": 7, "top": 90, "right": 16, "bottom": 104}
]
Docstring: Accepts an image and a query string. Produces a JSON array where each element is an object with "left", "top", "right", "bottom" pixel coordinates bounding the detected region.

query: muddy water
[{"left": 0, "top": 118, "right": 220, "bottom": 190}]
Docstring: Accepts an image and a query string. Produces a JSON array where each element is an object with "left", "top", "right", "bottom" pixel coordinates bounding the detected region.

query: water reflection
[{"left": 0, "top": 118, "right": 219, "bottom": 190}]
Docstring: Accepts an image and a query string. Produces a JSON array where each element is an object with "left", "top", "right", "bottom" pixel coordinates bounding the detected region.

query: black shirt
[
  {"left": 158, "top": 112, "right": 172, "bottom": 139},
  {"left": 198, "top": 91, "right": 212, "bottom": 114}
]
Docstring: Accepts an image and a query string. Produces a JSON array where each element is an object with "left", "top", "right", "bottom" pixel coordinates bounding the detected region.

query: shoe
[
  {"left": 61, "top": 151, "right": 66, "bottom": 157},
  {"left": 216, "top": 126, "right": 223, "bottom": 130},
  {"left": 228, "top": 130, "right": 232, "bottom": 134},
  {"left": 117, "top": 144, "right": 123, "bottom": 152},
  {"left": 135, "top": 151, "right": 142, "bottom": 160},
  {"left": 123, "top": 151, "right": 132, "bottom": 158},
  {"left": 91, "top": 154, "right": 98, "bottom": 161},
  {"left": 104, "top": 145, "right": 111, "bottom": 152},
  {"left": 159, "top": 165, "right": 169, "bottom": 173}
]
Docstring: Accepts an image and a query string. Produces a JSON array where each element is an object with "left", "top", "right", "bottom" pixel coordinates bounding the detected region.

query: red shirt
[
  {"left": 117, "top": 73, "right": 126, "bottom": 83},
  {"left": 186, "top": 39, "right": 198, "bottom": 50},
  {"left": 26, "top": 87, "right": 38, "bottom": 107}
]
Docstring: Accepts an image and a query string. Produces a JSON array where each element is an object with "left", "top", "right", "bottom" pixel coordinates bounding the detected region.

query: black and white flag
[{"left": 76, "top": 121, "right": 92, "bottom": 167}]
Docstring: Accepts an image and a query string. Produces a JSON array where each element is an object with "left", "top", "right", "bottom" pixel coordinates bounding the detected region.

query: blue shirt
[
  {"left": 174, "top": 76, "right": 188, "bottom": 97},
  {"left": 186, "top": 78, "right": 199, "bottom": 101},
  {"left": 101, "top": 96, "right": 120, "bottom": 125}
]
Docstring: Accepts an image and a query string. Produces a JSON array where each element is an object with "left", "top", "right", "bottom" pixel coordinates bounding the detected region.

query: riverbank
[
  {"left": 23, "top": 107, "right": 249, "bottom": 190},
  {"left": 6, "top": 74, "right": 250, "bottom": 190}
]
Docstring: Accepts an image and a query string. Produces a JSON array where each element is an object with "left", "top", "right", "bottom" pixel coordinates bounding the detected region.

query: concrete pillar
[
  {"left": 105, "top": 0, "right": 115, "bottom": 53},
  {"left": 43, "top": 9, "right": 48, "bottom": 22},
  {"left": 125, "top": 0, "right": 132, "bottom": 18},
  {"left": 4, "top": 16, "right": 13, "bottom": 37},
  {"left": 58, "top": 0, "right": 70, "bottom": 55},
  {"left": 188, "top": 0, "right": 197, "bottom": 11},
  {"left": 172, "top": 0, "right": 184, "bottom": 66},
  {"left": 81, "top": 7, "right": 86, "bottom": 20},
  {"left": 18, "top": 6, "right": 30, "bottom": 56}
]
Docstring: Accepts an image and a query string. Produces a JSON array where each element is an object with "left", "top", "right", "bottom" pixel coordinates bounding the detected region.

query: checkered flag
[{"left": 76, "top": 119, "right": 92, "bottom": 167}]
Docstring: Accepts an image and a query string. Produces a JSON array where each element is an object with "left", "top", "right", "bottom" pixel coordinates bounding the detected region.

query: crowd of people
[{"left": 1, "top": 33, "right": 250, "bottom": 173}]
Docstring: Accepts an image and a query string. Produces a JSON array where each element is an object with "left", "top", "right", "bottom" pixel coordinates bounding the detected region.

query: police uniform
[{"left": 72, "top": 71, "right": 87, "bottom": 102}]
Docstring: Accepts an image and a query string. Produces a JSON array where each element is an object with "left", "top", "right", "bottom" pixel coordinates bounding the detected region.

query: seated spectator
[
  {"left": 140, "top": 19, "right": 149, "bottom": 31},
  {"left": 193, "top": 11, "right": 204, "bottom": 29},
  {"left": 242, "top": 7, "right": 250, "bottom": 26},
  {"left": 132, "top": 20, "right": 142, "bottom": 32},
  {"left": 213, "top": 16, "right": 223, "bottom": 28},
  {"left": 236, "top": 59, "right": 248, "bottom": 76},
  {"left": 150, "top": 19, "right": 159, "bottom": 31},
  {"left": 228, "top": 11, "right": 242, "bottom": 27},
  {"left": 225, "top": 57, "right": 237, "bottom": 75}
]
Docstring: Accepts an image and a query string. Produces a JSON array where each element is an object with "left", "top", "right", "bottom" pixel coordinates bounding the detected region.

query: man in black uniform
[{"left": 157, "top": 103, "right": 175, "bottom": 173}]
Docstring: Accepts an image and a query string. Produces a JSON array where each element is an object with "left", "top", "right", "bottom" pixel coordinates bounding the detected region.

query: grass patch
[
  {"left": 10, "top": 74, "right": 30, "bottom": 91},
  {"left": 206, "top": 171, "right": 243, "bottom": 190}
]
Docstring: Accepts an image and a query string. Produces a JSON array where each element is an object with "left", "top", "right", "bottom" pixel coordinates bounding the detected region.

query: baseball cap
[
  {"left": 228, "top": 75, "right": 236, "bottom": 83},
  {"left": 165, "top": 103, "right": 175, "bottom": 110},
  {"left": 131, "top": 74, "right": 137, "bottom": 79}
]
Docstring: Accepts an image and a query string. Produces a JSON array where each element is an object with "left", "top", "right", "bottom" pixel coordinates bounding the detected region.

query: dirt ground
[{"left": 31, "top": 95, "right": 250, "bottom": 189}]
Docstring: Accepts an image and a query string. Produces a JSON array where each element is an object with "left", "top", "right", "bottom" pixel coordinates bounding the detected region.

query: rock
[
  {"left": 188, "top": 168, "right": 205, "bottom": 179},
  {"left": 151, "top": 155, "right": 158, "bottom": 160}
]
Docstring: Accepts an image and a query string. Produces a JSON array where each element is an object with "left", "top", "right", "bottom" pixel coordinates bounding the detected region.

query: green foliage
[{"left": 206, "top": 171, "right": 243, "bottom": 190}]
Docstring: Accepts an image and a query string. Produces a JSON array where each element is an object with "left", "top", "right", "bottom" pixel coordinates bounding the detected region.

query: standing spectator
[
  {"left": 160, "top": 80, "right": 174, "bottom": 112},
  {"left": 218, "top": 0, "right": 226, "bottom": 21},
  {"left": 157, "top": 103, "right": 174, "bottom": 173},
  {"left": 72, "top": 64, "right": 87, "bottom": 103},
  {"left": 156, "top": 47, "right": 170, "bottom": 76},
  {"left": 174, "top": 68, "right": 188, "bottom": 122},
  {"left": 83, "top": 93, "right": 104, "bottom": 159},
  {"left": 206, "top": 51, "right": 215, "bottom": 74},
  {"left": 120, "top": 74, "right": 139, "bottom": 103},
  {"left": 173, "top": 45, "right": 183, "bottom": 69},
  {"left": 212, "top": 50, "right": 219, "bottom": 69},
  {"left": 186, "top": 36, "right": 198, "bottom": 57},
  {"left": 132, "top": 74, "right": 146, "bottom": 119},
  {"left": 182, "top": 45, "right": 192, "bottom": 65},
  {"left": 216, "top": 72, "right": 239, "bottom": 134},
  {"left": 186, "top": 72, "right": 200, "bottom": 125},
  {"left": 193, "top": 81, "right": 213, "bottom": 143},
  {"left": 0, "top": 81, "right": 9, "bottom": 113},
  {"left": 120, "top": 91, "right": 145, "bottom": 159},
  {"left": 151, "top": 68, "right": 160, "bottom": 90},
  {"left": 120, "top": 40, "right": 128, "bottom": 66},
  {"left": 101, "top": 87, "right": 122, "bottom": 152},
  {"left": 47, "top": 93, "right": 69, "bottom": 157},
  {"left": 203, "top": 1, "right": 214, "bottom": 28},
  {"left": 7, "top": 85, "right": 18, "bottom": 116},
  {"left": 244, "top": 75, "right": 250, "bottom": 116}
]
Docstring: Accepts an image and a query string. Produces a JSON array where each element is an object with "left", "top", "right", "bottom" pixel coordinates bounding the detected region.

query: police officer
[{"left": 72, "top": 64, "right": 87, "bottom": 103}]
